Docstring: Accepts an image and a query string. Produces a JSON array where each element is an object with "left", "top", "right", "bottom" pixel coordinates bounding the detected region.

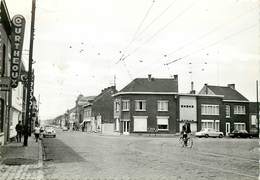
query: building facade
[
  {"left": 199, "top": 84, "right": 250, "bottom": 135},
  {"left": 0, "top": 0, "right": 12, "bottom": 145},
  {"left": 91, "top": 86, "right": 117, "bottom": 134},
  {"left": 113, "top": 75, "right": 178, "bottom": 135}
]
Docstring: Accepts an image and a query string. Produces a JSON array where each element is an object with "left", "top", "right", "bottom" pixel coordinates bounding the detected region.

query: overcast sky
[{"left": 6, "top": 0, "right": 260, "bottom": 120}]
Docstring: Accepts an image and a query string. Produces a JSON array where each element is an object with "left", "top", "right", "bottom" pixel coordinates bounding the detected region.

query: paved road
[{"left": 42, "top": 130, "right": 259, "bottom": 180}]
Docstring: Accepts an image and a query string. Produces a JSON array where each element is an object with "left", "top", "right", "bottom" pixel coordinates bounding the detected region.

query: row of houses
[
  {"left": 0, "top": 0, "right": 38, "bottom": 145},
  {"left": 54, "top": 74, "right": 259, "bottom": 136}
]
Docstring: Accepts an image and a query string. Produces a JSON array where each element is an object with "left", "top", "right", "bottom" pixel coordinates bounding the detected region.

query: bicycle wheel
[
  {"left": 179, "top": 137, "right": 185, "bottom": 147},
  {"left": 186, "top": 137, "right": 193, "bottom": 148}
]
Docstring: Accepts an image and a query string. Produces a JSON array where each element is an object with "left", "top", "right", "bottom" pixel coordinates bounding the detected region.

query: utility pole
[
  {"left": 256, "top": 80, "right": 259, "bottom": 137},
  {"left": 24, "top": 0, "right": 36, "bottom": 146}
]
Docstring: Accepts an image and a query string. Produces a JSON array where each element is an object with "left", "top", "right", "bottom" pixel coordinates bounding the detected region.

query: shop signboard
[
  {"left": 0, "top": 77, "right": 10, "bottom": 91},
  {"left": 10, "top": 14, "right": 26, "bottom": 88}
]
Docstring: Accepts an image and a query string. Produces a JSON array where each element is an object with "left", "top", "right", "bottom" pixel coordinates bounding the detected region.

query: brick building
[
  {"left": 199, "top": 84, "right": 249, "bottom": 135},
  {"left": 91, "top": 86, "right": 117, "bottom": 134},
  {"left": 113, "top": 75, "right": 178, "bottom": 135}
]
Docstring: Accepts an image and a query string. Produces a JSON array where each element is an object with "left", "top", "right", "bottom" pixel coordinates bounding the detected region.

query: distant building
[
  {"left": 91, "top": 86, "right": 117, "bottom": 134},
  {"left": 113, "top": 75, "right": 178, "bottom": 135},
  {"left": 199, "top": 84, "right": 249, "bottom": 135}
]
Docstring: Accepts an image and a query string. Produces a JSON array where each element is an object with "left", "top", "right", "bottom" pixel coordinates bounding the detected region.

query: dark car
[{"left": 229, "top": 130, "right": 256, "bottom": 138}]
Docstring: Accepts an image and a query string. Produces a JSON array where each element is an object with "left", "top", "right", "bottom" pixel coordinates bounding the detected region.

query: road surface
[{"left": 42, "top": 130, "right": 259, "bottom": 179}]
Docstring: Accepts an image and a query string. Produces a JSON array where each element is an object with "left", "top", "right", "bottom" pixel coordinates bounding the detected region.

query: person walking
[
  {"left": 15, "top": 121, "right": 23, "bottom": 142},
  {"left": 34, "top": 124, "right": 40, "bottom": 142}
]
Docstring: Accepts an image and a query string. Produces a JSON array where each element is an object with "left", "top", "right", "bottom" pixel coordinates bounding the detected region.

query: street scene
[
  {"left": 41, "top": 130, "right": 259, "bottom": 180},
  {"left": 0, "top": 0, "right": 260, "bottom": 179}
]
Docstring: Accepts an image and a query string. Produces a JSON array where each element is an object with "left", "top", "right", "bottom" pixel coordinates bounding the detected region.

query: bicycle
[{"left": 179, "top": 134, "right": 193, "bottom": 148}]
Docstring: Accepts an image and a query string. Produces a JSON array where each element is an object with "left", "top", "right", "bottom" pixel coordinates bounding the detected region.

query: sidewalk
[{"left": 0, "top": 137, "right": 43, "bottom": 180}]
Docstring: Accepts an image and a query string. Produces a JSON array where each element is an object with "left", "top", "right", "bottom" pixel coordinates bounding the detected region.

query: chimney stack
[
  {"left": 173, "top": 74, "right": 178, "bottom": 81},
  {"left": 190, "top": 81, "right": 196, "bottom": 94},
  {"left": 148, "top": 74, "right": 152, "bottom": 81},
  {"left": 205, "top": 83, "right": 208, "bottom": 94},
  {"left": 227, "top": 84, "right": 235, "bottom": 89}
]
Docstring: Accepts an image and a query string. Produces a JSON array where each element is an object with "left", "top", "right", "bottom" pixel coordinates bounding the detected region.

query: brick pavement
[{"left": 0, "top": 137, "right": 43, "bottom": 180}]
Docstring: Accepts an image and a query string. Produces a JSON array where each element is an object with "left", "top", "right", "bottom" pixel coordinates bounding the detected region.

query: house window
[
  {"left": 115, "top": 101, "right": 120, "bottom": 112},
  {"left": 234, "top": 123, "right": 245, "bottom": 130},
  {"left": 201, "top": 104, "right": 219, "bottom": 115},
  {"left": 251, "top": 115, "right": 257, "bottom": 126},
  {"left": 225, "top": 105, "right": 230, "bottom": 118},
  {"left": 215, "top": 120, "right": 220, "bottom": 131},
  {"left": 122, "top": 100, "right": 130, "bottom": 111},
  {"left": 133, "top": 116, "right": 147, "bottom": 132},
  {"left": 234, "top": 105, "right": 246, "bottom": 115},
  {"left": 135, "top": 100, "right": 146, "bottom": 111},
  {"left": 201, "top": 120, "right": 214, "bottom": 130},
  {"left": 157, "top": 101, "right": 168, "bottom": 111},
  {"left": 157, "top": 116, "right": 169, "bottom": 130}
]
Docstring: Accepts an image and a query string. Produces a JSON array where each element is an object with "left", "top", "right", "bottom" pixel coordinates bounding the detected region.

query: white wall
[{"left": 179, "top": 96, "right": 197, "bottom": 122}]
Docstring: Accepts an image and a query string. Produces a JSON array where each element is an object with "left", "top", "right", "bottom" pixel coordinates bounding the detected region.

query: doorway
[
  {"left": 226, "top": 122, "right": 230, "bottom": 136},
  {"left": 123, "top": 121, "right": 130, "bottom": 135}
]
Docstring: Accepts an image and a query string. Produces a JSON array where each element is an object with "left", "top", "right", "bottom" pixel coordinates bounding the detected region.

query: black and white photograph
[{"left": 0, "top": 0, "right": 259, "bottom": 179}]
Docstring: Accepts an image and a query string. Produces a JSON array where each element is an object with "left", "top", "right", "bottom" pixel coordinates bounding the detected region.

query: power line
[
  {"left": 119, "top": 0, "right": 199, "bottom": 63},
  {"left": 166, "top": 6, "right": 258, "bottom": 57},
  {"left": 120, "top": 0, "right": 156, "bottom": 59},
  {"left": 132, "top": 0, "right": 178, "bottom": 45},
  {"left": 165, "top": 23, "right": 258, "bottom": 65}
]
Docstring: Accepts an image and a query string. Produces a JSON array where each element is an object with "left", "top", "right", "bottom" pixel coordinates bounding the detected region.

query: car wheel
[
  {"left": 219, "top": 134, "right": 223, "bottom": 138},
  {"left": 43, "top": 135, "right": 46, "bottom": 138},
  {"left": 53, "top": 135, "right": 56, "bottom": 138},
  {"left": 205, "top": 134, "right": 209, "bottom": 138}
]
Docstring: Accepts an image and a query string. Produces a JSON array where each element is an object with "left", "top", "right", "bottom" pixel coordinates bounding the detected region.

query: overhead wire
[
  {"left": 164, "top": 23, "right": 258, "bottom": 66},
  {"left": 131, "top": 0, "right": 178, "bottom": 47},
  {"left": 166, "top": 6, "right": 258, "bottom": 57},
  {"left": 116, "top": 0, "right": 156, "bottom": 64},
  {"left": 119, "top": 0, "right": 200, "bottom": 63}
]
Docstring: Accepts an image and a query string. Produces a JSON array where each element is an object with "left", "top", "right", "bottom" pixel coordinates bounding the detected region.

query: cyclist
[{"left": 181, "top": 122, "right": 191, "bottom": 146}]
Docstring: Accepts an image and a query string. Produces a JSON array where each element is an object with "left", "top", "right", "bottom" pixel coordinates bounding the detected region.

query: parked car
[
  {"left": 43, "top": 126, "right": 56, "bottom": 138},
  {"left": 62, "top": 126, "right": 69, "bottom": 131},
  {"left": 228, "top": 130, "right": 257, "bottom": 138},
  {"left": 195, "top": 128, "right": 224, "bottom": 138}
]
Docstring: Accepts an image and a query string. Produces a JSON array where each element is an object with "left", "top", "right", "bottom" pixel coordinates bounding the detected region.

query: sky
[{"left": 6, "top": 0, "right": 260, "bottom": 120}]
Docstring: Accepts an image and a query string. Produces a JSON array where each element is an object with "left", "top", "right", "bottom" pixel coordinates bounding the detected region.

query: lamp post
[{"left": 24, "top": 0, "right": 36, "bottom": 146}]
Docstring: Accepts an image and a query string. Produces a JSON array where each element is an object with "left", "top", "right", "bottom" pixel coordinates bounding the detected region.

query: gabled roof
[
  {"left": 119, "top": 78, "right": 178, "bottom": 93},
  {"left": 206, "top": 85, "right": 248, "bottom": 101},
  {"left": 77, "top": 96, "right": 96, "bottom": 106}
]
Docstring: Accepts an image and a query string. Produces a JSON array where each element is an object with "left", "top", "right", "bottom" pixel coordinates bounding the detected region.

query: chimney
[
  {"left": 148, "top": 74, "right": 152, "bottom": 81},
  {"left": 227, "top": 84, "right": 235, "bottom": 90},
  {"left": 173, "top": 74, "right": 178, "bottom": 81},
  {"left": 205, "top": 83, "right": 208, "bottom": 94},
  {"left": 190, "top": 81, "right": 196, "bottom": 94}
]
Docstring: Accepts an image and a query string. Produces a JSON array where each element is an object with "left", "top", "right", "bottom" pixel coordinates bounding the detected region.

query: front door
[
  {"left": 123, "top": 121, "right": 130, "bottom": 135},
  {"left": 226, "top": 122, "right": 230, "bottom": 136}
]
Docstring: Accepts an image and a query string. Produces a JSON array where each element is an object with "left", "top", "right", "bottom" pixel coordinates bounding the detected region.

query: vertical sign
[{"left": 10, "top": 15, "right": 26, "bottom": 88}]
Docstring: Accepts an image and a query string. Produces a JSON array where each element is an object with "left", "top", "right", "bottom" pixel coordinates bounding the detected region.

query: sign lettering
[{"left": 10, "top": 15, "right": 26, "bottom": 88}]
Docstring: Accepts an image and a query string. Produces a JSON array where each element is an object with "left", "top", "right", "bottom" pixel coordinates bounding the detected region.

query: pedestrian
[
  {"left": 34, "top": 124, "right": 40, "bottom": 142},
  {"left": 15, "top": 121, "right": 23, "bottom": 142}
]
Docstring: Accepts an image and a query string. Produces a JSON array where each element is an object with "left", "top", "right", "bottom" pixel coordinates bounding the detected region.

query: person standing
[
  {"left": 15, "top": 121, "right": 23, "bottom": 142},
  {"left": 34, "top": 124, "right": 40, "bottom": 142}
]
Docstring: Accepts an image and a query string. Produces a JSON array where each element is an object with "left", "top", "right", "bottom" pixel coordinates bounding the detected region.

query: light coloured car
[
  {"left": 195, "top": 128, "right": 224, "bottom": 138},
  {"left": 62, "top": 126, "right": 69, "bottom": 131},
  {"left": 43, "top": 126, "right": 56, "bottom": 138}
]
